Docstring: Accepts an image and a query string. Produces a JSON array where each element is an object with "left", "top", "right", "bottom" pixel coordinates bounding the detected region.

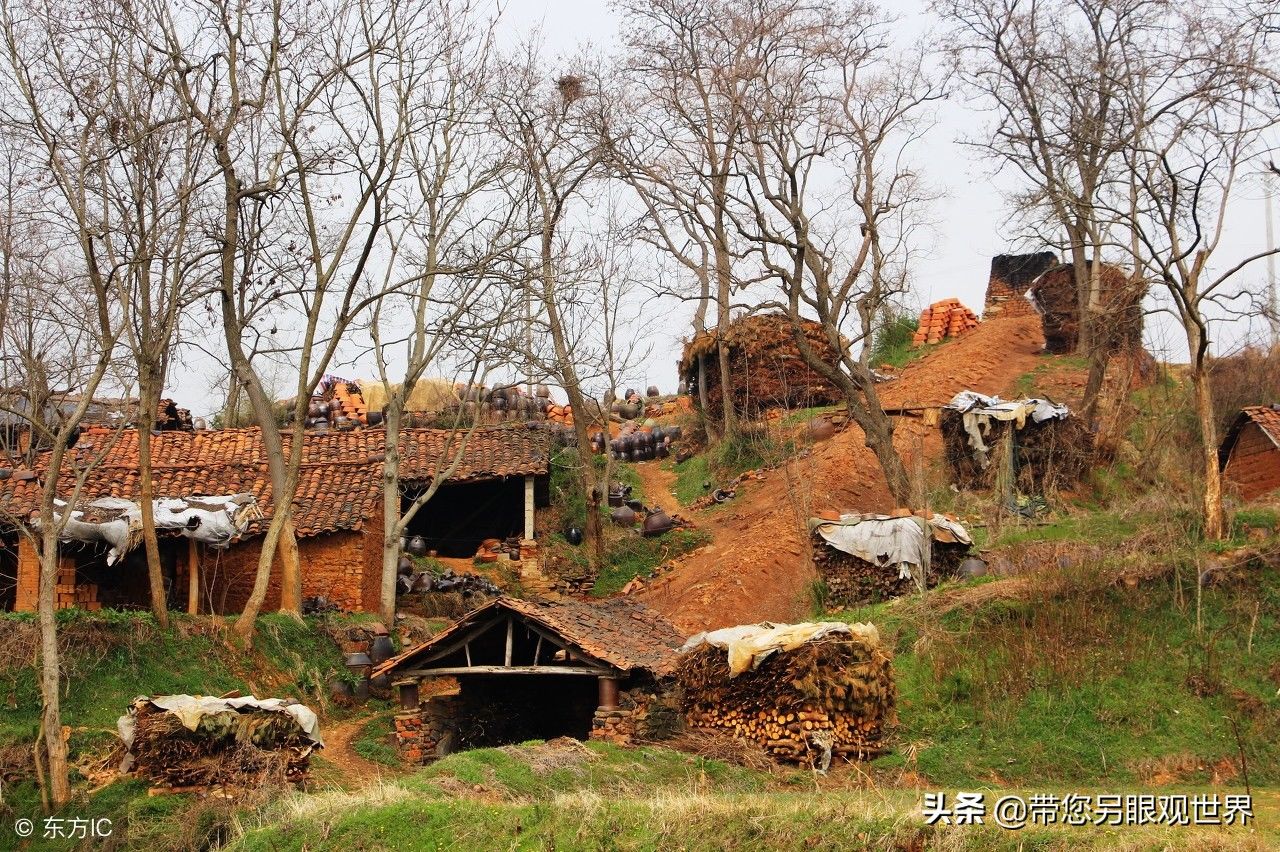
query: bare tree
[
  {"left": 0, "top": 27, "right": 126, "bottom": 800},
  {"left": 727, "top": 2, "right": 941, "bottom": 506},
  {"left": 938, "top": 0, "right": 1167, "bottom": 421},
  {"left": 1109, "top": 8, "right": 1278, "bottom": 540},
  {"left": 142, "top": 0, "right": 420, "bottom": 637},
  {"left": 609, "top": 0, "right": 762, "bottom": 441},
  {"left": 366, "top": 0, "right": 524, "bottom": 626},
  {"left": 490, "top": 47, "right": 611, "bottom": 569}
]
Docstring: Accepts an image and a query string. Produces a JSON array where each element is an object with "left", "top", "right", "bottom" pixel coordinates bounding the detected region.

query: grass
[
  {"left": 351, "top": 711, "right": 402, "bottom": 768},
  {"left": 671, "top": 452, "right": 712, "bottom": 506},
  {"left": 831, "top": 558, "right": 1280, "bottom": 789},
  {"left": 1010, "top": 354, "right": 1091, "bottom": 399},
  {"left": 226, "top": 740, "right": 1278, "bottom": 850},
  {"left": 670, "top": 428, "right": 795, "bottom": 507},
  {"left": 869, "top": 312, "right": 925, "bottom": 369},
  {"left": 591, "top": 528, "right": 712, "bottom": 597}
]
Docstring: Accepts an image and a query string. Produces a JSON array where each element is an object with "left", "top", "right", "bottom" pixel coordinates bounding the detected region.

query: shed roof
[
  {"left": 0, "top": 425, "right": 551, "bottom": 538},
  {"left": 376, "top": 596, "right": 686, "bottom": 678},
  {"left": 1219, "top": 405, "right": 1280, "bottom": 470}
]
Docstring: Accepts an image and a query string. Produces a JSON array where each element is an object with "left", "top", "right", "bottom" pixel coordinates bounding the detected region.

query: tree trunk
[
  {"left": 1191, "top": 364, "right": 1225, "bottom": 541},
  {"left": 136, "top": 385, "right": 170, "bottom": 629},
  {"left": 36, "top": 530, "right": 69, "bottom": 807},
  {"left": 380, "top": 401, "right": 404, "bottom": 627},
  {"left": 696, "top": 353, "right": 716, "bottom": 441},
  {"left": 845, "top": 389, "right": 913, "bottom": 507},
  {"left": 276, "top": 519, "right": 302, "bottom": 616}
]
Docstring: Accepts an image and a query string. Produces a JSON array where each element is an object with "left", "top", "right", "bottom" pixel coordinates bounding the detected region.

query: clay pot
[
  {"left": 407, "top": 535, "right": 428, "bottom": 556},
  {"left": 808, "top": 417, "right": 837, "bottom": 442},
  {"left": 308, "top": 402, "right": 324, "bottom": 418},
  {"left": 646, "top": 385, "right": 660, "bottom": 397},
  {"left": 610, "top": 506, "right": 637, "bottom": 527},
  {"left": 642, "top": 508, "right": 674, "bottom": 537},
  {"left": 959, "top": 557, "right": 988, "bottom": 579},
  {"left": 370, "top": 635, "right": 395, "bottom": 664},
  {"left": 397, "top": 556, "right": 414, "bottom": 575},
  {"left": 666, "top": 425, "right": 683, "bottom": 441},
  {"left": 411, "top": 573, "right": 433, "bottom": 593},
  {"left": 366, "top": 410, "right": 384, "bottom": 426},
  {"left": 656, "top": 443, "right": 670, "bottom": 459},
  {"left": 564, "top": 526, "right": 584, "bottom": 545}
]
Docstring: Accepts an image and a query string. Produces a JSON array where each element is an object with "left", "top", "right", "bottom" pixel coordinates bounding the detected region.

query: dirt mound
[{"left": 638, "top": 315, "right": 1055, "bottom": 634}]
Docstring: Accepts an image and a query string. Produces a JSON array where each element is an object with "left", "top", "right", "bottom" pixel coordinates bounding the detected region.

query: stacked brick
[
  {"left": 911, "top": 299, "right": 980, "bottom": 347},
  {"left": 54, "top": 564, "right": 101, "bottom": 611}
]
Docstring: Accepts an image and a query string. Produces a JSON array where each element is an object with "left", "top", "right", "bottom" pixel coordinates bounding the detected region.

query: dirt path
[
  {"left": 633, "top": 461, "right": 681, "bottom": 515},
  {"left": 638, "top": 315, "right": 1054, "bottom": 635},
  {"left": 318, "top": 714, "right": 392, "bottom": 784}
]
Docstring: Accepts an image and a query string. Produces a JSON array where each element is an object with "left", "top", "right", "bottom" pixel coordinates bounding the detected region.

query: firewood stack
[
  {"left": 676, "top": 636, "right": 895, "bottom": 762},
  {"left": 810, "top": 528, "right": 968, "bottom": 606},
  {"left": 124, "top": 698, "right": 319, "bottom": 789}
]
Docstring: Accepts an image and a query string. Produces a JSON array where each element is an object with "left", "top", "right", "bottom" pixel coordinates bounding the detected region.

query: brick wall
[
  {"left": 983, "top": 252, "right": 1057, "bottom": 320},
  {"left": 15, "top": 537, "right": 38, "bottom": 611},
  {"left": 1224, "top": 423, "right": 1280, "bottom": 501},
  {"left": 210, "top": 523, "right": 382, "bottom": 614}
]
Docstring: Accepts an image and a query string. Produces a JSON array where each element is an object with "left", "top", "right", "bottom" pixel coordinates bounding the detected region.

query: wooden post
[
  {"left": 187, "top": 538, "right": 199, "bottom": 615},
  {"left": 523, "top": 475, "right": 535, "bottom": 541},
  {"left": 597, "top": 675, "right": 619, "bottom": 711},
  {"left": 504, "top": 616, "right": 514, "bottom": 666}
]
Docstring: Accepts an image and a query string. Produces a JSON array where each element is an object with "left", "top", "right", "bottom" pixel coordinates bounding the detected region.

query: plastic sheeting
[
  {"left": 117, "top": 693, "right": 324, "bottom": 750},
  {"left": 50, "top": 494, "right": 258, "bottom": 565},
  {"left": 808, "top": 512, "right": 972, "bottom": 582},
  {"left": 945, "top": 391, "right": 1070, "bottom": 468},
  {"left": 680, "top": 621, "right": 881, "bottom": 676}
]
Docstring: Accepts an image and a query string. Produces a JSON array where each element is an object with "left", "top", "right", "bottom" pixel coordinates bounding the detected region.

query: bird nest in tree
[{"left": 679, "top": 313, "right": 847, "bottom": 418}]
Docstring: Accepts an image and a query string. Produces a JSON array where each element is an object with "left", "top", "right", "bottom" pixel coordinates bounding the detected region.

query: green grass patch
[
  {"left": 671, "top": 452, "right": 712, "bottom": 506},
  {"left": 351, "top": 711, "right": 402, "bottom": 768},
  {"left": 869, "top": 312, "right": 923, "bottom": 369},
  {"left": 854, "top": 561, "right": 1280, "bottom": 788},
  {"left": 592, "top": 528, "right": 712, "bottom": 597}
]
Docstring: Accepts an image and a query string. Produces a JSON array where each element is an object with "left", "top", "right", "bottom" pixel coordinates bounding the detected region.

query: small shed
[
  {"left": 375, "top": 596, "right": 684, "bottom": 759},
  {"left": 1219, "top": 405, "right": 1280, "bottom": 501}
]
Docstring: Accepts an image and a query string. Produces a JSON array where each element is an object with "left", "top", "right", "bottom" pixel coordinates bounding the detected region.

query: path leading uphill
[{"left": 637, "top": 314, "right": 1053, "bottom": 634}]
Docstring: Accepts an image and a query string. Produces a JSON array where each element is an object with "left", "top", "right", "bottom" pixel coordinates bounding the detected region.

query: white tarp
[
  {"left": 944, "top": 391, "right": 1070, "bottom": 468},
  {"left": 681, "top": 621, "right": 881, "bottom": 676},
  {"left": 117, "top": 693, "right": 324, "bottom": 750},
  {"left": 809, "top": 512, "right": 972, "bottom": 582},
  {"left": 49, "top": 493, "right": 258, "bottom": 564}
]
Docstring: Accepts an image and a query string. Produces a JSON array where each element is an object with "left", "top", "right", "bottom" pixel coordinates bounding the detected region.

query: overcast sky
[{"left": 166, "top": 0, "right": 1278, "bottom": 417}]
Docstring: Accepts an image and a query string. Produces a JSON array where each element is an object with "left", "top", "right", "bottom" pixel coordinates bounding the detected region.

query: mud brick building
[
  {"left": 0, "top": 426, "right": 550, "bottom": 613},
  {"left": 1219, "top": 405, "right": 1280, "bottom": 501}
]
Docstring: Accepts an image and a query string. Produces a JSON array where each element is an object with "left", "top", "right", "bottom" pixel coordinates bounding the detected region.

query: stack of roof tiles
[{"left": 912, "top": 299, "right": 980, "bottom": 347}]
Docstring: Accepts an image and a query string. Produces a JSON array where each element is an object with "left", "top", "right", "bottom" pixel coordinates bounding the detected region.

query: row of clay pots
[{"left": 610, "top": 504, "right": 675, "bottom": 536}]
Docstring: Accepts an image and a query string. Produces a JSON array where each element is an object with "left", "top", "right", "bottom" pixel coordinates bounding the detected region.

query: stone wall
[
  {"left": 395, "top": 694, "right": 462, "bottom": 764},
  {"left": 590, "top": 685, "right": 681, "bottom": 746}
]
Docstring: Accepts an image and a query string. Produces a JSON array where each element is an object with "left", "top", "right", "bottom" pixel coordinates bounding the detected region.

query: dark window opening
[
  {"left": 0, "top": 536, "right": 17, "bottom": 611},
  {"left": 70, "top": 538, "right": 185, "bottom": 610},
  {"left": 401, "top": 478, "right": 525, "bottom": 558}
]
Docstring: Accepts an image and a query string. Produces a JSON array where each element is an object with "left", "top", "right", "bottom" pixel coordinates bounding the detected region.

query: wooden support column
[
  {"left": 523, "top": 475, "right": 535, "bottom": 541},
  {"left": 597, "top": 675, "right": 619, "bottom": 711},
  {"left": 186, "top": 538, "right": 199, "bottom": 615},
  {"left": 504, "top": 616, "right": 514, "bottom": 666}
]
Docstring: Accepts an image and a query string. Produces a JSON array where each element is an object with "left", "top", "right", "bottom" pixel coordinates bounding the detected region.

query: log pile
[
  {"left": 912, "top": 299, "right": 980, "bottom": 347},
  {"left": 677, "top": 636, "right": 895, "bottom": 762},
  {"left": 124, "top": 698, "right": 319, "bottom": 789},
  {"left": 679, "top": 313, "right": 845, "bottom": 419},
  {"left": 811, "top": 529, "right": 968, "bottom": 605}
]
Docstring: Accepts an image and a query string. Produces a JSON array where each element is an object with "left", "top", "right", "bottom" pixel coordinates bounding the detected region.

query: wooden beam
[
  {"left": 186, "top": 538, "right": 199, "bottom": 615},
  {"left": 533, "top": 634, "right": 543, "bottom": 666},
  {"left": 504, "top": 616, "right": 513, "bottom": 666},
  {"left": 398, "top": 665, "right": 615, "bottom": 677}
]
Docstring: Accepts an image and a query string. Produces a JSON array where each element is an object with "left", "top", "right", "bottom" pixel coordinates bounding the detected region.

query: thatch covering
[
  {"left": 357, "top": 378, "right": 460, "bottom": 414},
  {"left": 677, "top": 624, "right": 895, "bottom": 764},
  {"left": 679, "top": 313, "right": 845, "bottom": 418}
]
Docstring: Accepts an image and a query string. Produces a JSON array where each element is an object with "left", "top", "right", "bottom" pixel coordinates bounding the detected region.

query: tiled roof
[
  {"left": 376, "top": 596, "right": 686, "bottom": 678},
  {"left": 1240, "top": 405, "right": 1280, "bottom": 444},
  {"left": 0, "top": 426, "right": 551, "bottom": 538}
]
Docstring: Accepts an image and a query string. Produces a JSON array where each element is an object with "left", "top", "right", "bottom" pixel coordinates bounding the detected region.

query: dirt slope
[{"left": 637, "top": 315, "right": 1049, "bottom": 635}]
